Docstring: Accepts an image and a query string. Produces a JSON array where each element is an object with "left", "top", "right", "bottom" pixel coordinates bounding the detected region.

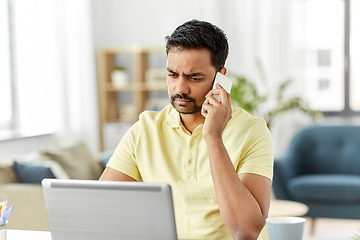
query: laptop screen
[{"left": 42, "top": 179, "right": 177, "bottom": 240}]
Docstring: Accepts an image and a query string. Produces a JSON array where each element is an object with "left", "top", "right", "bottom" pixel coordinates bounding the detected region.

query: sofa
[
  {"left": 272, "top": 125, "right": 360, "bottom": 220},
  {"left": 0, "top": 140, "right": 113, "bottom": 231}
]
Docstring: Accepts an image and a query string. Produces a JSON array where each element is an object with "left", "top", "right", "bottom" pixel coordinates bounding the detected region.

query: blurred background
[{"left": 0, "top": 0, "right": 359, "bottom": 157}]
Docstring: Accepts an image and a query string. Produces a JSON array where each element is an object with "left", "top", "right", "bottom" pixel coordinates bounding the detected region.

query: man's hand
[
  {"left": 201, "top": 83, "right": 232, "bottom": 140},
  {"left": 202, "top": 84, "right": 271, "bottom": 239}
]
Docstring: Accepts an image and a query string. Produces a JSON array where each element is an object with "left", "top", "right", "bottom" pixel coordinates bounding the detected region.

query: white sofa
[{"left": 0, "top": 140, "right": 111, "bottom": 231}]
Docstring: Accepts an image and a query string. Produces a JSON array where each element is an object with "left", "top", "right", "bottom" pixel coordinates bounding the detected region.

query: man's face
[{"left": 166, "top": 47, "right": 216, "bottom": 115}]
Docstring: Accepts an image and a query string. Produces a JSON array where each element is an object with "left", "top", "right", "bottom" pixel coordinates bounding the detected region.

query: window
[
  {"left": 0, "top": 0, "right": 13, "bottom": 129},
  {"left": 304, "top": 0, "right": 359, "bottom": 115},
  {"left": 350, "top": 0, "right": 360, "bottom": 110},
  {"left": 0, "top": 0, "right": 60, "bottom": 139},
  {"left": 304, "top": 0, "right": 344, "bottom": 112}
]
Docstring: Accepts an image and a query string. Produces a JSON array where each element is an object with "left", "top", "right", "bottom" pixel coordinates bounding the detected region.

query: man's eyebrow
[
  {"left": 167, "top": 68, "right": 177, "bottom": 74},
  {"left": 166, "top": 68, "right": 205, "bottom": 77}
]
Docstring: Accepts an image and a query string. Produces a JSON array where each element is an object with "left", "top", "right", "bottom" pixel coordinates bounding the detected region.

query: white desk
[
  {"left": 4, "top": 201, "right": 307, "bottom": 240},
  {"left": 7, "top": 229, "right": 328, "bottom": 240},
  {"left": 7, "top": 229, "right": 51, "bottom": 240},
  {"left": 6, "top": 230, "right": 200, "bottom": 240}
]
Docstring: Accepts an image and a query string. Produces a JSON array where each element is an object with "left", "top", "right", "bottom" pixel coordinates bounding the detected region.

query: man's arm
[
  {"left": 201, "top": 84, "right": 271, "bottom": 240},
  {"left": 99, "top": 167, "right": 137, "bottom": 181},
  {"left": 207, "top": 139, "right": 271, "bottom": 240}
]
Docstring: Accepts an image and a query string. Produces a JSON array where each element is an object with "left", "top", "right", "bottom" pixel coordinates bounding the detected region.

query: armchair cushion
[
  {"left": 287, "top": 174, "right": 360, "bottom": 203},
  {"left": 272, "top": 125, "right": 360, "bottom": 219}
]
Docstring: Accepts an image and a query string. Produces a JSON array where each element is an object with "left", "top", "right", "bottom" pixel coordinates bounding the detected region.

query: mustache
[{"left": 170, "top": 94, "right": 196, "bottom": 102}]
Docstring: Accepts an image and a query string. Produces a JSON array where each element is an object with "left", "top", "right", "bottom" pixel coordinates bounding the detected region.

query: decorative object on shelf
[
  {"left": 111, "top": 67, "right": 127, "bottom": 89},
  {"left": 106, "top": 101, "right": 119, "bottom": 120},
  {"left": 119, "top": 104, "right": 136, "bottom": 122},
  {"left": 145, "top": 68, "right": 167, "bottom": 89},
  {"left": 228, "top": 60, "right": 322, "bottom": 130}
]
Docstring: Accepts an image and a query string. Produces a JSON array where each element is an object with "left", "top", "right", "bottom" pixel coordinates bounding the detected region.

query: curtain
[
  {"left": 53, "top": 0, "right": 99, "bottom": 152},
  {"left": 205, "top": 0, "right": 310, "bottom": 156},
  {"left": 0, "top": 0, "right": 98, "bottom": 156}
]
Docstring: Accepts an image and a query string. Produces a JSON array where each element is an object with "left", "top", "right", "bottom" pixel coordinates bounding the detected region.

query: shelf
[
  {"left": 104, "top": 118, "right": 138, "bottom": 123},
  {"left": 97, "top": 45, "right": 167, "bottom": 151},
  {"left": 104, "top": 82, "right": 167, "bottom": 92},
  {"left": 99, "top": 45, "right": 166, "bottom": 55}
]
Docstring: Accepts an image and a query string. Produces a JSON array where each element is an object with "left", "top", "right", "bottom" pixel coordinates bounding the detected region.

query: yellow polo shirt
[{"left": 107, "top": 104, "right": 273, "bottom": 240}]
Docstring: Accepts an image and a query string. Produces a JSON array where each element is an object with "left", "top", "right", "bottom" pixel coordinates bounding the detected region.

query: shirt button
[
  {"left": 188, "top": 159, "right": 193, "bottom": 164},
  {"left": 190, "top": 142, "right": 195, "bottom": 147}
]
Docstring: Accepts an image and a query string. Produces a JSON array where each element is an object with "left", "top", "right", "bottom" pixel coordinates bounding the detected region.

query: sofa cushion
[
  {"left": 13, "top": 161, "right": 56, "bottom": 184},
  {"left": 287, "top": 174, "right": 360, "bottom": 203},
  {"left": 0, "top": 162, "right": 19, "bottom": 184},
  {"left": 41, "top": 141, "right": 104, "bottom": 180},
  {"left": 11, "top": 158, "right": 70, "bottom": 184}
]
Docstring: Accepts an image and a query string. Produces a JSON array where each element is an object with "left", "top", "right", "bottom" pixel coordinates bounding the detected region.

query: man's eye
[
  {"left": 168, "top": 73, "right": 177, "bottom": 77},
  {"left": 190, "top": 77, "right": 203, "bottom": 81}
]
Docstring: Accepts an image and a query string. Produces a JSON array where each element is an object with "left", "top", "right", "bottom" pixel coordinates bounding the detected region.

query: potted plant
[
  {"left": 228, "top": 61, "right": 322, "bottom": 130},
  {"left": 352, "top": 230, "right": 360, "bottom": 240}
]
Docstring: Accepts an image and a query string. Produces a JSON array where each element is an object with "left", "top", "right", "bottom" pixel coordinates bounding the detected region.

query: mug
[{"left": 266, "top": 216, "right": 306, "bottom": 240}]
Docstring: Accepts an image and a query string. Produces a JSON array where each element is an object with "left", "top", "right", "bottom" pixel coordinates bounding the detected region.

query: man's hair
[{"left": 165, "top": 19, "right": 229, "bottom": 71}]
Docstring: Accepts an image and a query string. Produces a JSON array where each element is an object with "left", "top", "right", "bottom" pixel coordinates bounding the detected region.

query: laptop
[{"left": 42, "top": 179, "right": 178, "bottom": 240}]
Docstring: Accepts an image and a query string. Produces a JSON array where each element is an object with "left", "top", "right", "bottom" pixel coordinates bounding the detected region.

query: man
[{"left": 100, "top": 19, "right": 273, "bottom": 240}]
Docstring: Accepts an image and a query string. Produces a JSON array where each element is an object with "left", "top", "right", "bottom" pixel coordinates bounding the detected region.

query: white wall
[
  {"left": 92, "top": 0, "right": 286, "bottom": 77},
  {"left": 92, "top": 0, "right": 360, "bottom": 140},
  {"left": 91, "top": 0, "right": 310, "bottom": 156},
  {"left": 0, "top": 0, "right": 330, "bottom": 159}
]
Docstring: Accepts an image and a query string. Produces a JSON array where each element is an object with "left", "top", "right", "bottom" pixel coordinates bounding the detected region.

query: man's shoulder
[
  {"left": 226, "top": 107, "right": 271, "bottom": 144},
  {"left": 231, "top": 106, "right": 266, "bottom": 125},
  {"left": 138, "top": 104, "right": 173, "bottom": 124}
]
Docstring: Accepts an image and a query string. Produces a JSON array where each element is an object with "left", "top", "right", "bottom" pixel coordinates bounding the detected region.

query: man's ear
[{"left": 219, "top": 67, "right": 227, "bottom": 75}]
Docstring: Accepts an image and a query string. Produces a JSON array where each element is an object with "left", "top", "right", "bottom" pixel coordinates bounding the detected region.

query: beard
[{"left": 170, "top": 94, "right": 203, "bottom": 115}]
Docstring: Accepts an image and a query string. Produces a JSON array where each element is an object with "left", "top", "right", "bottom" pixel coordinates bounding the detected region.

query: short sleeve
[
  {"left": 106, "top": 121, "right": 142, "bottom": 181},
  {"left": 236, "top": 119, "right": 274, "bottom": 181}
]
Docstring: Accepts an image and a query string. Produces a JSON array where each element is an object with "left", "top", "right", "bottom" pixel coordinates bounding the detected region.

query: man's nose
[{"left": 175, "top": 76, "right": 190, "bottom": 95}]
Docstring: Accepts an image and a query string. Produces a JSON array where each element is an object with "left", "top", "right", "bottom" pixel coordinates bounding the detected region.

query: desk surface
[
  {"left": 6, "top": 229, "right": 200, "bottom": 240},
  {"left": 6, "top": 229, "right": 324, "bottom": 240},
  {"left": 269, "top": 199, "right": 309, "bottom": 217},
  {"left": 7, "top": 229, "right": 51, "bottom": 240},
  {"left": 6, "top": 200, "right": 307, "bottom": 240}
]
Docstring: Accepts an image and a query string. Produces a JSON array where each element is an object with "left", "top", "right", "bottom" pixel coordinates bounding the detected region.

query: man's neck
[{"left": 180, "top": 112, "right": 205, "bottom": 134}]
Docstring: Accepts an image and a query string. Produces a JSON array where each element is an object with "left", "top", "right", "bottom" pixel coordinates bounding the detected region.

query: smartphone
[{"left": 212, "top": 72, "right": 232, "bottom": 102}]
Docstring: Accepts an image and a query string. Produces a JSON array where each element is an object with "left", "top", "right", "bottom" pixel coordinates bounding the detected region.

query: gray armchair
[{"left": 272, "top": 125, "right": 360, "bottom": 219}]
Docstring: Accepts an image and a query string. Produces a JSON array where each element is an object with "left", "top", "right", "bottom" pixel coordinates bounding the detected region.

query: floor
[{"left": 303, "top": 218, "right": 360, "bottom": 240}]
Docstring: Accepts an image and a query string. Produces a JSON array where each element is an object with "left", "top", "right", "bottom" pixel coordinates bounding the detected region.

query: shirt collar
[
  {"left": 165, "top": 105, "right": 182, "bottom": 128},
  {"left": 164, "top": 105, "right": 204, "bottom": 136}
]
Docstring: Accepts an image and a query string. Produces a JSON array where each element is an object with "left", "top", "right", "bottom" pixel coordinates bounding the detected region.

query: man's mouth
[
  {"left": 171, "top": 94, "right": 194, "bottom": 105},
  {"left": 176, "top": 99, "right": 193, "bottom": 108},
  {"left": 170, "top": 94, "right": 202, "bottom": 114},
  {"left": 177, "top": 99, "right": 191, "bottom": 103}
]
